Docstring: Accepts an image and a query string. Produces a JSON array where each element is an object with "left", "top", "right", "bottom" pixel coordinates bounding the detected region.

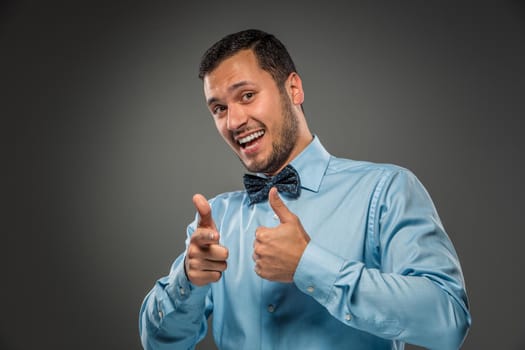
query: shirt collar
[{"left": 290, "top": 135, "right": 331, "bottom": 193}]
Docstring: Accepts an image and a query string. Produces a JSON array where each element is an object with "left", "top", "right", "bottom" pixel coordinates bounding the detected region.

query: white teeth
[{"left": 238, "top": 131, "right": 265, "bottom": 145}]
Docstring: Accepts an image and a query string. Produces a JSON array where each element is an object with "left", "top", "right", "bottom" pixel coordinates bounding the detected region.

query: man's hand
[
  {"left": 253, "top": 187, "right": 311, "bottom": 282},
  {"left": 185, "top": 194, "right": 229, "bottom": 286}
]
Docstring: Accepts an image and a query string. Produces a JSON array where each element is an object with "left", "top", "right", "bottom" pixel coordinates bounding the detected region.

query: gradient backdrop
[{"left": 4, "top": 1, "right": 525, "bottom": 349}]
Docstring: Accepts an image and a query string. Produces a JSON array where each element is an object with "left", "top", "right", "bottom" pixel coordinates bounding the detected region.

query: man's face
[{"left": 203, "top": 50, "right": 299, "bottom": 175}]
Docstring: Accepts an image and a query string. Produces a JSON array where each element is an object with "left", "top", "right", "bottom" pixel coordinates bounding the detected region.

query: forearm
[
  {"left": 294, "top": 242, "right": 471, "bottom": 349},
  {"left": 337, "top": 264, "right": 469, "bottom": 349},
  {"left": 139, "top": 256, "right": 211, "bottom": 350}
]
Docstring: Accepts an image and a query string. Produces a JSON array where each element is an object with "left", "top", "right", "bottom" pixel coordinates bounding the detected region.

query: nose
[{"left": 226, "top": 104, "right": 248, "bottom": 131}]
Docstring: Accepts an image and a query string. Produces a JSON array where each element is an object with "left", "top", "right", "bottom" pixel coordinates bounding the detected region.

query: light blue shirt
[{"left": 139, "top": 136, "right": 471, "bottom": 349}]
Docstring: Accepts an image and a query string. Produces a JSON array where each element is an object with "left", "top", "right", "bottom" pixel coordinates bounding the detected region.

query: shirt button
[
  {"left": 306, "top": 286, "right": 315, "bottom": 293},
  {"left": 273, "top": 213, "right": 279, "bottom": 220},
  {"left": 267, "top": 304, "right": 275, "bottom": 313},
  {"left": 179, "top": 287, "right": 186, "bottom": 295},
  {"left": 345, "top": 313, "right": 352, "bottom": 321},
  {"left": 158, "top": 310, "right": 164, "bottom": 319}
]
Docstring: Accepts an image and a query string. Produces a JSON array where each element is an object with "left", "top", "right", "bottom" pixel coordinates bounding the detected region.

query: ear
[{"left": 286, "top": 72, "right": 304, "bottom": 106}]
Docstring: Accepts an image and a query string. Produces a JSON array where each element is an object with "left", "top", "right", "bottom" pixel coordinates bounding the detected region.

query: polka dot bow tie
[{"left": 243, "top": 165, "right": 301, "bottom": 205}]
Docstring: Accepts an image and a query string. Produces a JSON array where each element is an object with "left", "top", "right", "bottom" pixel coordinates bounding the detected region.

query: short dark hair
[{"left": 198, "top": 29, "right": 298, "bottom": 88}]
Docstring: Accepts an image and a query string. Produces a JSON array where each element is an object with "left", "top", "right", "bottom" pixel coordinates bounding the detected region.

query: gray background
[{"left": 3, "top": 0, "right": 524, "bottom": 349}]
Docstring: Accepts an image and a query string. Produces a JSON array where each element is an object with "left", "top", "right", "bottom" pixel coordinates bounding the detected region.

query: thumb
[
  {"left": 193, "top": 194, "right": 216, "bottom": 229},
  {"left": 269, "top": 187, "right": 295, "bottom": 223}
]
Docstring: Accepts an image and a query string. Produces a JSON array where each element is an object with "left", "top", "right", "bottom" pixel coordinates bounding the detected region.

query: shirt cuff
[
  {"left": 294, "top": 240, "right": 345, "bottom": 304},
  {"left": 164, "top": 261, "right": 210, "bottom": 307}
]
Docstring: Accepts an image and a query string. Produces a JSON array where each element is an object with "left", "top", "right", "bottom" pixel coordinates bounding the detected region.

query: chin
[
  {"left": 241, "top": 160, "right": 264, "bottom": 174},
  {"left": 243, "top": 162, "right": 260, "bottom": 173}
]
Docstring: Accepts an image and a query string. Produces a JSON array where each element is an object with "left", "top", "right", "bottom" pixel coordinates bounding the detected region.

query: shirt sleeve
[
  {"left": 139, "top": 223, "right": 212, "bottom": 350},
  {"left": 294, "top": 168, "right": 471, "bottom": 350}
]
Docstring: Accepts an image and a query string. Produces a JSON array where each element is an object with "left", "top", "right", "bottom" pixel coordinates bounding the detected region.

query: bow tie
[{"left": 243, "top": 165, "right": 301, "bottom": 205}]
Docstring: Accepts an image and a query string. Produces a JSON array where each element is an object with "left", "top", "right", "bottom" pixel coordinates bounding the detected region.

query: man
[{"left": 139, "top": 29, "right": 471, "bottom": 349}]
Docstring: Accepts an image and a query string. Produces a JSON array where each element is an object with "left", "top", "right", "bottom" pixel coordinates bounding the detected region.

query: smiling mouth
[{"left": 237, "top": 130, "right": 265, "bottom": 148}]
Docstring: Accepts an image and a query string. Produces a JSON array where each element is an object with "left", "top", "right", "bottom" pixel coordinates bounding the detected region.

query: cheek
[
  {"left": 249, "top": 100, "right": 266, "bottom": 116},
  {"left": 215, "top": 120, "right": 236, "bottom": 145},
  {"left": 250, "top": 98, "right": 281, "bottom": 128}
]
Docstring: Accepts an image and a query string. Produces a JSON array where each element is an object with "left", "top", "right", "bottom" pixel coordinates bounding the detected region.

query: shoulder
[
  {"left": 208, "top": 190, "right": 248, "bottom": 213},
  {"left": 326, "top": 156, "right": 415, "bottom": 182},
  {"left": 326, "top": 156, "right": 430, "bottom": 204}
]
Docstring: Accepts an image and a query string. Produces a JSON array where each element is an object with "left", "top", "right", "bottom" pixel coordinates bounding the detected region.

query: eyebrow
[{"left": 206, "top": 80, "right": 253, "bottom": 106}]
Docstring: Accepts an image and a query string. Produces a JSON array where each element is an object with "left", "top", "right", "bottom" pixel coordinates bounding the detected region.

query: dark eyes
[
  {"left": 212, "top": 105, "right": 227, "bottom": 115},
  {"left": 242, "top": 92, "right": 254, "bottom": 101},
  {"left": 211, "top": 92, "right": 255, "bottom": 116}
]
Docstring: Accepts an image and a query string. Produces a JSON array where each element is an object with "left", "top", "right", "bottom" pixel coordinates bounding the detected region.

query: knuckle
[
  {"left": 191, "top": 228, "right": 202, "bottom": 238},
  {"left": 187, "top": 270, "right": 197, "bottom": 281},
  {"left": 220, "top": 247, "right": 229, "bottom": 260},
  {"left": 255, "top": 265, "right": 266, "bottom": 278},
  {"left": 211, "top": 271, "right": 222, "bottom": 282},
  {"left": 187, "top": 260, "right": 198, "bottom": 271},
  {"left": 187, "top": 245, "right": 197, "bottom": 259},
  {"left": 256, "top": 230, "right": 266, "bottom": 241},
  {"left": 211, "top": 246, "right": 227, "bottom": 260},
  {"left": 199, "top": 230, "right": 210, "bottom": 241}
]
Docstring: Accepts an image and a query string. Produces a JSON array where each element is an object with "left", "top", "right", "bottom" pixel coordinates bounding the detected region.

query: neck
[{"left": 265, "top": 132, "right": 314, "bottom": 176}]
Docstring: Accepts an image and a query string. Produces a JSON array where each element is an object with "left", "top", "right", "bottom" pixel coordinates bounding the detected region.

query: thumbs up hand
[
  {"left": 185, "top": 194, "right": 229, "bottom": 286},
  {"left": 252, "top": 187, "right": 311, "bottom": 282}
]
